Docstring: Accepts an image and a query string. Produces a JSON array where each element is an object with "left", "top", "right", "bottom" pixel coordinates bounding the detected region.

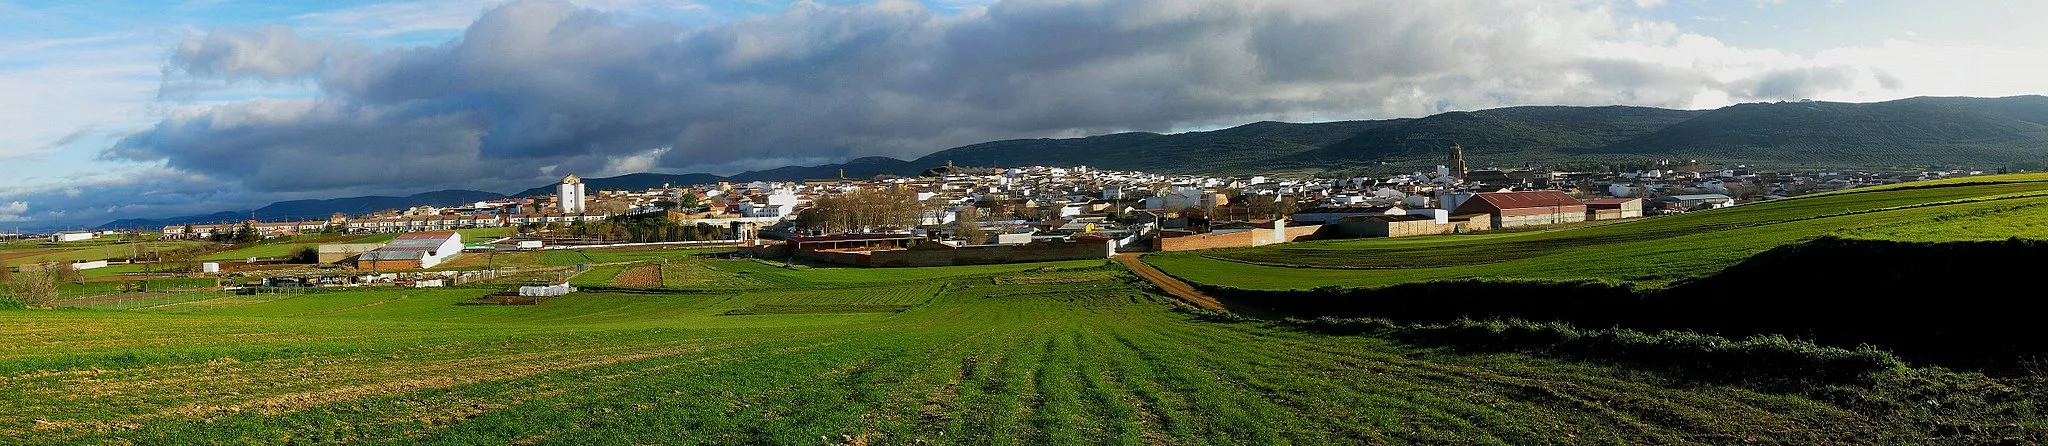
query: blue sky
[{"left": 3, "top": 0, "right": 2046, "bottom": 230}]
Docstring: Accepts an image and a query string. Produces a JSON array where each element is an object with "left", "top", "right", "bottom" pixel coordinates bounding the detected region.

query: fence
[{"left": 52, "top": 291, "right": 234, "bottom": 311}]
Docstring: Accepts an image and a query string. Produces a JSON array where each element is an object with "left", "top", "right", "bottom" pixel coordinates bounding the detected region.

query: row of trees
[
  {"left": 797, "top": 188, "right": 923, "bottom": 233},
  {"left": 518, "top": 217, "right": 729, "bottom": 243}
]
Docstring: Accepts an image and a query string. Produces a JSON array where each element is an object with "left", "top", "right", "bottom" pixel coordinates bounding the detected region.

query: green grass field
[
  {"left": 3, "top": 261, "right": 2033, "bottom": 444},
  {"left": 1148, "top": 174, "right": 2048, "bottom": 290},
  {"left": 0, "top": 241, "right": 208, "bottom": 265}
]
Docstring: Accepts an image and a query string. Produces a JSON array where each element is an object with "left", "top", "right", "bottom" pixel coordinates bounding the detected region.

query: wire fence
[{"left": 52, "top": 291, "right": 234, "bottom": 311}]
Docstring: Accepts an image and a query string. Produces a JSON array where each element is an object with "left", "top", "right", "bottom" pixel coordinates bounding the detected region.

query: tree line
[
  {"left": 518, "top": 217, "right": 729, "bottom": 243},
  {"left": 796, "top": 187, "right": 923, "bottom": 234}
]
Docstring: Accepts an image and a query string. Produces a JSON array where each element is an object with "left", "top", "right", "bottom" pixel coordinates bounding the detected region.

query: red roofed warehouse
[
  {"left": 1449, "top": 191, "right": 1587, "bottom": 228},
  {"left": 355, "top": 232, "right": 464, "bottom": 270}
]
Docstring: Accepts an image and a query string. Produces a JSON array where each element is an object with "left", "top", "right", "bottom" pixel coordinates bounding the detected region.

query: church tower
[
  {"left": 558, "top": 174, "right": 587, "bottom": 213},
  {"left": 1447, "top": 144, "right": 1468, "bottom": 180}
]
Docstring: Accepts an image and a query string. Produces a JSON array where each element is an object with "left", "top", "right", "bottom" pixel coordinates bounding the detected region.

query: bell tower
[
  {"left": 558, "top": 174, "right": 587, "bottom": 213},
  {"left": 1447, "top": 144, "right": 1468, "bottom": 180}
]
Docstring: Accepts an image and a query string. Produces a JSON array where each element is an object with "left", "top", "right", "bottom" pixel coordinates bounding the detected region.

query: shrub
[{"left": 3, "top": 270, "right": 59, "bottom": 307}]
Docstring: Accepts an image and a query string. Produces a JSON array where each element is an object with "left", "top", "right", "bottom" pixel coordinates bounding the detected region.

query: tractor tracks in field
[{"left": 1112, "top": 254, "right": 1226, "bottom": 312}]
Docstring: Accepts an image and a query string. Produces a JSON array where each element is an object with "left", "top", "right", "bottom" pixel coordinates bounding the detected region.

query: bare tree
[
  {"left": 955, "top": 223, "right": 990, "bottom": 244},
  {"left": 802, "top": 188, "right": 922, "bottom": 233},
  {"left": 4, "top": 267, "right": 58, "bottom": 306}
]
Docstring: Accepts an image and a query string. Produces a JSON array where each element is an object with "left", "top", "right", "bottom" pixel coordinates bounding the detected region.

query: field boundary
[{"left": 1112, "top": 254, "right": 1224, "bottom": 311}]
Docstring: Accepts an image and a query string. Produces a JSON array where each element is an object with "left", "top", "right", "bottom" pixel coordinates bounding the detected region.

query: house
[
  {"left": 355, "top": 232, "right": 463, "bottom": 270},
  {"left": 1583, "top": 198, "right": 1644, "bottom": 220},
  {"left": 1448, "top": 191, "right": 1587, "bottom": 228}
]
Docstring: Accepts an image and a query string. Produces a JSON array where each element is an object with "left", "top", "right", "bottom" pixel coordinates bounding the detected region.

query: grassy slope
[
  {"left": 1, "top": 241, "right": 207, "bottom": 265},
  {"left": 1, "top": 263, "right": 2016, "bottom": 444},
  {"left": 1149, "top": 175, "right": 2048, "bottom": 290}
]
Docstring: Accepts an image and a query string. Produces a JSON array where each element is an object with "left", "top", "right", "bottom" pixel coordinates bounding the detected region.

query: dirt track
[{"left": 1113, "top": 254, "right": 1227, "bottom": 311}]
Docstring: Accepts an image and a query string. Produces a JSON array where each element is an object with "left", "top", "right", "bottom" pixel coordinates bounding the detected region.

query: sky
[{"left": 3, "top": 0, "right": 2047, "bottom": 230}]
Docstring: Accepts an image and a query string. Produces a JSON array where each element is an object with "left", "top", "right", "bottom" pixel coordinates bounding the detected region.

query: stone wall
[{"left": 357, "top": 259, "right": 423, "bottom": 270}]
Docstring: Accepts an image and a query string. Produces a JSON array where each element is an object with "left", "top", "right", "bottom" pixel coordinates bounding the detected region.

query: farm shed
[
  {"left": 1449, "top": 191, "right": 1587, "bottom": 228},
  {"left": 354, "top": 232, "right": 463, "bottom": 270},
  {"left": 1583, "top": 198, "right": 1644, "bottom": 220}
]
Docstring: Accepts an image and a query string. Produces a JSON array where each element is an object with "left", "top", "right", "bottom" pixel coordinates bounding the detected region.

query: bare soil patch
[{"left": 611, "top": 265, "right": 661, "bottom": 287}]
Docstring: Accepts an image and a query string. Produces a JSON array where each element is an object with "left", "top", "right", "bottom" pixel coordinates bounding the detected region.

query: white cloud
[
  {"left": 0, "top": 201, "right": 28, "bottom": 222},
  {"left": 600, "top": 146, "right": 674, "bottom": 176}
]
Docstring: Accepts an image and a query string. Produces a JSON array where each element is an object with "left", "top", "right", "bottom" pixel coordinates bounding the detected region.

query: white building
[
  {"left": 743, "top": 189, "right": 798, "bottom": 218},
  {"left": 49, "top": 231, "right": 94, "bottom": 242},
  {"left": 558, "top": 174, "right": 588, "bottom": 213},
  {"left": 356, "top": 231, "right": 464, "bottom": 269}
]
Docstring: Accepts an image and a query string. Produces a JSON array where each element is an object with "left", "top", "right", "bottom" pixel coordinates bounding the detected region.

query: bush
[{"left": 3, "top": 270, "right": 59, "bottom": 307}]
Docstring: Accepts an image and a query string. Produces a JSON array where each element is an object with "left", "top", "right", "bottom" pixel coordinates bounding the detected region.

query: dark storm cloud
[{"left": 115, "top": 0, "right": 1753, "bottom": 198}]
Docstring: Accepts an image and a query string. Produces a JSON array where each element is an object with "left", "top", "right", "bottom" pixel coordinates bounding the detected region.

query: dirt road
[{"left": 1113, "top": 254, "right": 1227, "bottom": 311}]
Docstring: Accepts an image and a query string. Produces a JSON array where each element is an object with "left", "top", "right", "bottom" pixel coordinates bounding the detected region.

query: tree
[
  {"left": 50, "top": 262, "right": 82, "bottom": 285},
  {"left": 2, "top": 268, "right": 58, "bottom": 307},
  {"left": 800, "top": 188, "right": 920, "bottom": 233},
  {"left": 233, "top": 222, "right": 259, "bottom": 243},
  {"left": 954, "top": 222, "right": 990, "bottom": 244}
]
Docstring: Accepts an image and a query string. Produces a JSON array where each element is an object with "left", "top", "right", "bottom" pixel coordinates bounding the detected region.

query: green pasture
[
  {"left": 0, "top": 241, "right": 207, "bottom": 265},
  {"left": 1, "top": 262, "right": 2026, "bottom": 444}
]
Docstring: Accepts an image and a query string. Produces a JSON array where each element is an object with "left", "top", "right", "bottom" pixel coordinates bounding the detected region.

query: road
[{"left": 1113, "top": 253, "right": 1228, "bottom": 311}]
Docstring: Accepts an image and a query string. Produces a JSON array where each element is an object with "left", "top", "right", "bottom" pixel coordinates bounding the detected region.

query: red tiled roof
[{"left": 1451, "top": 191, "right": 1582, "bottom": 214}]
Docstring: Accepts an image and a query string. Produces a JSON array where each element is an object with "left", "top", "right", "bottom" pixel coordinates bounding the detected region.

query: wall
[
  {"left": 317, "top": 243, "right": 385, "bottom": 264},
  {"left": 1153, "top": 221, "right": 1321, "bottom": 251},
  {"left": 1333, "top": 218, "right": 1488, "bottom": 238},
  {"left": 1494, "top": 207, "right": 1588, "bottom": 228},
  {"left": 357, "top": 259, "right": 423, "bottom": 270}
]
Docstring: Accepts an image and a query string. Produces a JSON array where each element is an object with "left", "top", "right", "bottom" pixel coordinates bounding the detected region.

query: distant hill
[
  {"left": 95, "top": 190, "right": 506, "bottom": 230},
  {"left": 757, "top": 96, "right": 2048, "bottom": 177},
  {"left": 1581, "top": 96, "right": 2048, "bottom": 166},
  {"left": 98, "top": 211, "right": 251, "bottom": 231}
]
